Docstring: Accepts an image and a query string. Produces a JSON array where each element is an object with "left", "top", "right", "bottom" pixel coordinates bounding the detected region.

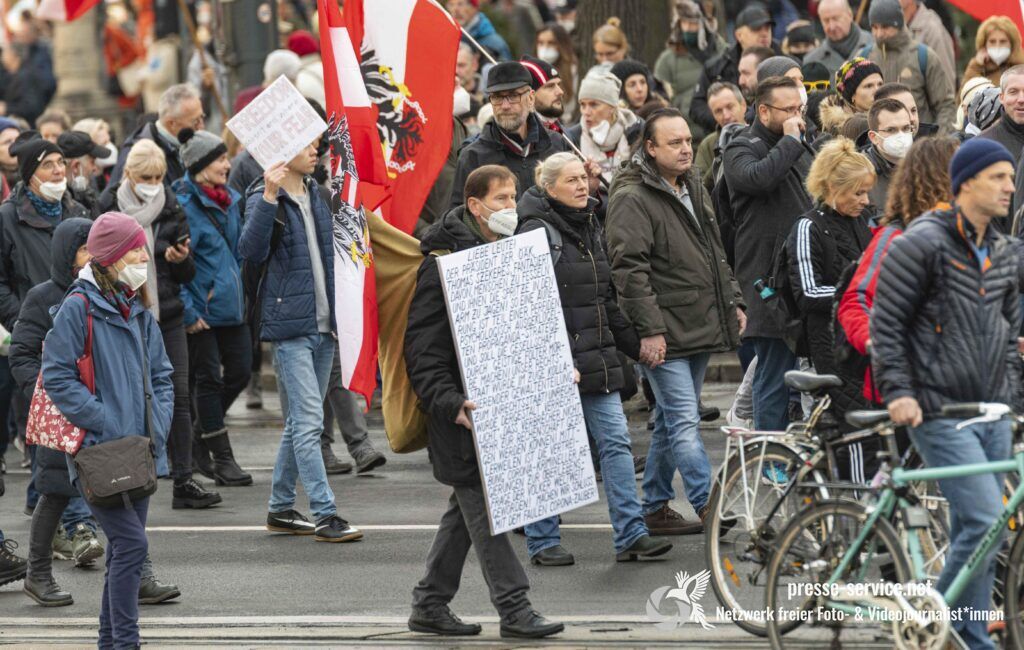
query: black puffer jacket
[
  {"left": 405, "top": 207, "right": 488, "bottom": 487},
  {"left": 786, "top": 205, "right": 873, "bottom": 418},
  {"left": 517, "top": 187, "right": 640, "bottom": 394},
  {"left": 871, "top": 208, "right": 1022, "bottom": 416},
  {"left": 97, "top": 182, "right": 195, "bottom": 331},
  {"left": 0, "top": 184, "right": 89, "bottom": 331},
  {"left": 9, "top": 218, "right": 93, "bottom": 498}
]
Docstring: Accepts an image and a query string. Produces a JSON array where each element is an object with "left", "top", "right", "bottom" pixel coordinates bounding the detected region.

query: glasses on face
[
  {"left": 189, "top": 114, "right": 206, "bottom": 130},
  {"left": 876, "top": 125, "right": 914, "bottom": 137},
  {"left": 488, "top": 89, "right": 531, "bottom": 106},
  {"left": 39, "top": 159, "right": 65, "bottom": 172},
  {"left": 765, "top": 104, "right": 803, "bottom": 116},
  {"left": 804, "top": 80, "right": 830, "bottom": 91}
]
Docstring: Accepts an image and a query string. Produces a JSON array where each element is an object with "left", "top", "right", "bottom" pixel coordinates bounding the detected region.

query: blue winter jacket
[
  {"left": 173, "top": 174, "right": 244, "bottom": 328},
  {"left": 238, "top": 178, "right": 335, "bottom": 342},
  {"left": 466, "top": 12, "right": 512, "bottom": 62},
  {"left": 41, "top": 268, "right": 175, "bottom": 477}
]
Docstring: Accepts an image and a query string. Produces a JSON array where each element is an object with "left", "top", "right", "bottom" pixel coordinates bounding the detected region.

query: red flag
[
  {"left": 318, "top": 0, "right": 386, "bottom": 403},
  {"left": 344, "top": 0, "right": 461, "bottom": 234},
  {"left": 945, "top": 1, "right": 1024, "bottom": 35},
  {"left": 36, "top": 0, "right": 100, "bottom": 21}
]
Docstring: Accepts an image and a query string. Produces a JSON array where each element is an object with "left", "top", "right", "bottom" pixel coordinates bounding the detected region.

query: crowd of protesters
[{"left": 0, "top": 0, "right": 1023, "bottom": 647}]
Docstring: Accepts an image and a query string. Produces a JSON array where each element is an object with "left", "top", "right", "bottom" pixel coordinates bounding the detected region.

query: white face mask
[
  {"left": 989, "top": 46, "right": 1012, "bottom": 66},
  {"left": 71, "top": 174, "right": 89, "bottom": 192},
  {"left": 537, "top": 46, "right": 560, "bottom": 64},
  {"left": 134, "top": 182, "right": 163, "bottom": 201},
  {"left": 880, "top": 131, "right": 913, "bottom": 159},
  {"left": 558, "top": 19, "right": 575, "bottom": 33},
  {"left": 484, "top": 205, "right": 518, "bottom": 236},
  {"left": 37, "top": 179, "right": 67, "bottom": 202},
  {"left": 798, "top": 85, "right": 808, "bottom": 106},
  {"left": 589, "top": 119, "right": 612, "bottom": 146},
  {"left": 117, "top": 262, "right": 148, "bottom": 291},
  {"left": 453, "top": 85, "right": 472, "bottom": 118},
  {"left": 96, "top": 145, "right": 118, "bottom": 169}
]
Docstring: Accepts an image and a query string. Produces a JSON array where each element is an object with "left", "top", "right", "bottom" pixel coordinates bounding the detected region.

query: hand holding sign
[
  {"left": 263, "top": 162, "right": 288, "bottom": 202},
  {"left": 226, "top": 76, "right": 328, "bottom": 170}
]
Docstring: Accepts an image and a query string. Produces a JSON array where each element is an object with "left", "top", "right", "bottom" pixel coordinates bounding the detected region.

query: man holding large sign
[{"left": 404, "top": 165, "right": 564, "bottom": 640}]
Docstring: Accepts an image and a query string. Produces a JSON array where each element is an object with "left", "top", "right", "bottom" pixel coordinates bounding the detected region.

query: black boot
[
  {"left": 0, "top": 539, "right": 27, "bottom": 587},
  {"left": 172, "top": 477, "right": 223, "bottom": 509},
  {"left": 24, "top": 575, "right": 73, "bottom": 607},
  {"left": 500, "top": 609, "right": 564, "bottom": 639},
  {"left": 204, "top": 431, "right": 253, "bottom": 486},
  {"left": 192, "top": 435, "right": 215, "bottom": 480}
]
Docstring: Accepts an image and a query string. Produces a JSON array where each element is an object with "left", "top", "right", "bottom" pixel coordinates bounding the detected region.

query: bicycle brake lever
[{"left": 956, "top": 414, "right": 999, "bottom": 430}]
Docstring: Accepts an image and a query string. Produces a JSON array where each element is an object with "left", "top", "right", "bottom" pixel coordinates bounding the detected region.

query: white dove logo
[{"left": 645, "top": 569, "right": 715, "bottom": 630}]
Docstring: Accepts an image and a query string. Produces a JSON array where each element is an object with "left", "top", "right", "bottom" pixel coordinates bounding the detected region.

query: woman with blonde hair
[
  {"left": 785, "top": 138, "right": 875, "bottom": 425},
  {"left": 592, "top": 17, "right": 629, "bottom": 65},
  {"left": 964, "top": 15, "right": 1024, "bottom": 88}
]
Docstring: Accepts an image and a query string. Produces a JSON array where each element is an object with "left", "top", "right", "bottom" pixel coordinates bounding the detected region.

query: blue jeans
[
  {"left": 910, "top": 418, "right": 1010, "bottom": 650},
  {"left": 269, "top": 333, "right": 336, "bottom": 521},
  {"left": 641, "top": 354, "right": 712, "bottom": 515},
  {"left": 750, "top": 337, "right": 797, "bottom": 431},
  {"left": 526, "top": 392, "right": 648, "bottom": 556},
  {"left": 87, "top": 496, "right": 149, "bottom": 650}
]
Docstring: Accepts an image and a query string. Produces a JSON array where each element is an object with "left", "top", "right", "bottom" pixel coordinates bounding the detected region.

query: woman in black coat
[
  {"left": 98, "top": 139, "right": 221, "bottom": 509},
  {"left": 515, "top": 152, "right": 671, "bottom": 566}
]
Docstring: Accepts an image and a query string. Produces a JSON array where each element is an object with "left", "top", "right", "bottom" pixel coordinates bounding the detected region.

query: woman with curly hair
[{"left": 836, "top": 136, "right": 958, "bottom": 403}]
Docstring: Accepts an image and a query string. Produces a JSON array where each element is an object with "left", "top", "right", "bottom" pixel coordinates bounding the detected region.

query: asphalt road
[{"left": 0, "top": 380, "right": 894, "bottom": 647}]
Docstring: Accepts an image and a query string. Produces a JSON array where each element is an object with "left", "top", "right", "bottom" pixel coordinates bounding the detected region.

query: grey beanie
[
  {"left": 579, "top": 71, "right": 622, "bottom": 107},
  {"left": 177, "top": 128, "right": 228, "bottom": 177},
  {"left": 757, "top": 55, "right": 800, "bottom": 83},
  {"left": 868, "top": 0, "right": 904, "bottom": 29}
]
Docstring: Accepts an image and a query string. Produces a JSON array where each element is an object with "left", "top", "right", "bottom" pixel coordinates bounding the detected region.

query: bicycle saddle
[
  {"left": 844, "top": 410, "right": 890, "bottom": 428},
  {"left": 783, "top": 370, "right": 843, "bottom": 393}
]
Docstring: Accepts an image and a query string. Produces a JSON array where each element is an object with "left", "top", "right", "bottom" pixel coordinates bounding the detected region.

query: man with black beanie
[
  {"left": 57, "top": 131, "right": 112, "bottom": 218},
  {"left": 520, "top": 56, "right": 564, "bottom": 130}
]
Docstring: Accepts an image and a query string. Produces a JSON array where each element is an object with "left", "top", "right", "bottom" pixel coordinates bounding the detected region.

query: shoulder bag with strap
[{"left": 73, "top": 318, "right": 158, "bottom": 509}]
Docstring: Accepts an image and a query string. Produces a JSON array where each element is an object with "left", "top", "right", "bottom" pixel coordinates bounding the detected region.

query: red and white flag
[
  {"left": 318, "top": 0, "right": 389, "bottom": 403},
  {"left": 344, "top": 0, "right": 461, "bottom": 234},
  {"left": 945, "top": 0, "right": 1024, "bottom": 34},
  {"left": 36, "top": 0, "right": 100, "bottom": 21}
]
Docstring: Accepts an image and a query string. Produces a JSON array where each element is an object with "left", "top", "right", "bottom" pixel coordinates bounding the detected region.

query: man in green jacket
[{"left": 606, "top": 107, "right": 744, "bottom": 536}]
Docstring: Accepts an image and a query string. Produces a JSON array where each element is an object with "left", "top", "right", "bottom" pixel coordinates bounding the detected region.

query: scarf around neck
[
  {"left": 26, "top": 188, "right": 62, "bottom": 222},
  {"left": 581, "top": 109, "right": 636, "bottom": 182},
  {"left": 830, "top": 25, "right": 864, "bottom": 60},
  {"left": 200, "top": 183, "right": 232, "bottom": 210},
  {"left": 117, "top": 181, "right": 166, "bottom": 321}
]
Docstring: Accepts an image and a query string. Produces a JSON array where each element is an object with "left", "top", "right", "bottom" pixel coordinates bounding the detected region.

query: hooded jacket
[
  {"left": 448, "top": 113, "right": 569, "bottom": 211},
  {"left": 0, "top": 183, "right": 89, "bottom": 331},
  {"left": 98, "top": 182, "right": 196, "bottom": 329},
  {"left": 964, "top": 16, "right": 1024, "bottom": 88},
  {"left": 871, "top": 208, "right": 1022, "bottom": 416},
  {"left": 516, "top": 186, "right": 640, "bottom": 394},
  {"left": 907, "top": 3, "right": 956, "bottom": 84},
  {"left": 861, "top": 28, "right": 956, "bottom": 133},
  {"left": 722, "top": 119, "right": 814, "bottom": 340},
  {"left": 606, "top": 154, "right": 742, "bottom": 357},
  {"left": 863, "top": 144, "right": 896, "bottom": 213},
  {"left": 465, "top": 11, "right": 512, "bottom": 62},
  {"left": 404, "top": 207, "right": 488, "bottom": 487},
  {"left": 108, "top": 120, "right": 185, "bottom": 189},
  {"left": 174, "top": 174, "right": 244, "bottom": 328},
  {"left": 41, "top": 265, "right": 175, "bottom": 478},
  {"left": 9, "top": 218, "right": 92, "bottom": 497}
]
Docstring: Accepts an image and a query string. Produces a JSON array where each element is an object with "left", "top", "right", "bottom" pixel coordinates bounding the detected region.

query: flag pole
[
  {"left": 454, "top": 20, "right": 609, "bottom": 189},
  {"left": 175, "top": 0, "right": 230, "bottom": 120}
]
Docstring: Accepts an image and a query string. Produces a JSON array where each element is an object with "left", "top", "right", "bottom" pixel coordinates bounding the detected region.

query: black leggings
[{"left": 162, "top": 324, "right": 192, "bottom": 480}]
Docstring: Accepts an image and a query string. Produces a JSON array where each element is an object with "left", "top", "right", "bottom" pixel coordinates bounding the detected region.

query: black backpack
[{"left": 767, "top": 234, "right": 808, "bottom": 357}]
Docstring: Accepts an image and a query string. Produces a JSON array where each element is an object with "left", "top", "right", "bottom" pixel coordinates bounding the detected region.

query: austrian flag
[{"left": 36, "top": 0, "right": 101, "bottom": 21}]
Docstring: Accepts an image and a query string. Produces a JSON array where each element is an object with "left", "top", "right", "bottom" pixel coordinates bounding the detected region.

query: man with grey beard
[{"left": 448, "top": 62, "right": 570, "bottom": 210}]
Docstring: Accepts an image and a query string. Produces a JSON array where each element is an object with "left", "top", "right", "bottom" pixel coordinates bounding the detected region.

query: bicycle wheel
[
  {"left": 705, "top": 440, "right": 828, "bottom": 636},
  {"left": 764, "top": 499, "right": 912, "bottom": 649},
  {"left": 909, "top": 480, "right": 949, "bottom": 581}
]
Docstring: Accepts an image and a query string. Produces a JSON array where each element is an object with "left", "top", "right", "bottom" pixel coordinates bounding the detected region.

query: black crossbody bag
[{"left": 74, "top": 319, "right": 158, "bottom": 509}]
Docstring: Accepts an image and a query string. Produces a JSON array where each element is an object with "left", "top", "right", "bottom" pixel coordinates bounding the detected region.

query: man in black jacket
[
  {"left": 406, "top": 165, "right": 563, "bottom": 640},
  {"left": 977, "top": 66, "right": 1024, "bottom": 164},
  {"left": 871, "top": 138, "right": 1020, "bottom": 650},
  {"left": 690, "top": 5, "right": 778, "bottom": 134},
  {"left": 864, "top": 98, "right": 913, "bottom": 210},
  {"left": 448, "top": 62, "right": 568, "bottom": 210},
  {"left": 722, "top": 76, "right": 814, "bottom": 432}
]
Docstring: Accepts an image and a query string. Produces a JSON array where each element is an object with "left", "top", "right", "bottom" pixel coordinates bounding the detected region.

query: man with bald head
[{"left": 803, "top": 0, "right": 873, "bottom": 76}]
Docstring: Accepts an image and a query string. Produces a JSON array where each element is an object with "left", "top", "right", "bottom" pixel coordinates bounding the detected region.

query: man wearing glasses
[
  {"left": 109, "top": 84, "right": 206, "bottom": 189},
  {"left": 865, "top": 98, "right": 913, "bottom": 210},
  {"left": 448, "top": 62, "right": 569, "bottom": 211},
  {"left": 722, "top": 76, "right": 814, "bottom": 433}
]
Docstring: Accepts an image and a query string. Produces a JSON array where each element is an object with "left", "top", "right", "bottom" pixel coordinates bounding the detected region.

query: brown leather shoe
[{"left": 644, "top": 504, "right": 703, "bottom": 535}]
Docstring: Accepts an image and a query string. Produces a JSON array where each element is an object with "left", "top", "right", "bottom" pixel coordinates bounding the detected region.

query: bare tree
[{"left": 574, "top": 0, "right": 672, "bottom": 70}]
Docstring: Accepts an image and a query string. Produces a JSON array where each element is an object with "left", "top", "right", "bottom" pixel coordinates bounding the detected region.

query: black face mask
[
  {"left": 790, "top": 51, "right": 806, "bottom": 63},
  {"left": 682, "top": 31, "right": 700, "bottom": 49}
]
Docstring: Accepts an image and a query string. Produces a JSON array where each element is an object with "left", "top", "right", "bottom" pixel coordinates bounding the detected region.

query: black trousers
[
  {"left": 162, "top": 324, "right": 192, "bottom": 480},
  {"left": 188, "top": 324, "right": 252, "bottom": 435}
]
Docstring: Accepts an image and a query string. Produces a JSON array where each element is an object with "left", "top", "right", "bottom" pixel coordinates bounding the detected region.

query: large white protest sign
[
  {"left": 437, "top": 229, "right": 598, "bottom": 535},
  {"left": 226, "top": 75, "right": 328, "bottom": 169}
]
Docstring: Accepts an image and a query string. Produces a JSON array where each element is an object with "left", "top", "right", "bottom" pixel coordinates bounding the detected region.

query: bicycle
[
  {"left": 705, "top": 370, "right": 949, "bottom": 638},
  {"left": 763, "top": 402, "right": 1024, "bottom": 649}
]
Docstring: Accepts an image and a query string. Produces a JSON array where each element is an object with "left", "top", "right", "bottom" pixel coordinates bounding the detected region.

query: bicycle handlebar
[{"left": 940, "top": 403, "right": 984, "bottom": 418}]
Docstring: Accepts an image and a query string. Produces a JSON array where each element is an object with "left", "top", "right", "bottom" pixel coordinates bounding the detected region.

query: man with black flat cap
[
  {"left": 689, "top": 4, "right": 780, "bottom": 133},
  {"left": 0, "top": 132, "right": 87, "bottom": 333},
  {"left": 448, "top": 61, "right": 570, "bottom": 210},
  {"left": 57, "top": 130, "right": 111, "bottom": 218}
]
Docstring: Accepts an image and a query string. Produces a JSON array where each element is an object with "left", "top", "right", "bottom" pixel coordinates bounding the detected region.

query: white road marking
[
  {"left": 2, "top": 614, "right": 730, "bottom": 625},
  {"left": 146, "top": 524, "right": 614, "bottom": 532}
]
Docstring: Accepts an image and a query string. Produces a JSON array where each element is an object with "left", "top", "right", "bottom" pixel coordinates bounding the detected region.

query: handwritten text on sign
[
  {"left": 226, "top": 75, "right": 328, "bottom": 169},
  {"left": 437, "top": 230, "right": 597, "bottom": 535}
]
